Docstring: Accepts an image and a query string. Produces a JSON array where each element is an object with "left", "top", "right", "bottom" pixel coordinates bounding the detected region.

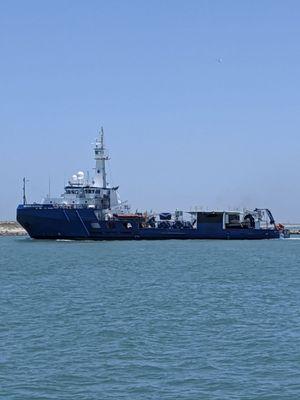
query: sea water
[{"left": 1, "top": 237, "right": 300, "bottom": 399}]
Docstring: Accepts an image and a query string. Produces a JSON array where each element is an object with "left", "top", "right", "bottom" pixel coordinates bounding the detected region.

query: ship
[{"left": 17, "top": 128, "right": 289, "bottom": 240}]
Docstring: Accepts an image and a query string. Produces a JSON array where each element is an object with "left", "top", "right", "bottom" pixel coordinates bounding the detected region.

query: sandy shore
[{"left": 0, "top": 221, "right": 27, "bottom": 236}]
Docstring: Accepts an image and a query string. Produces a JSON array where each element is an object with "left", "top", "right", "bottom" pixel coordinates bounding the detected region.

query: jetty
[{"left": 287, "top": 229, "right": 300, "bottom": 235}]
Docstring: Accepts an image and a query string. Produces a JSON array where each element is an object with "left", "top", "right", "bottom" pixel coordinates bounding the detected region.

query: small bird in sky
[{"left": 216, "top": 57, "right": 223, "bottom": 64}]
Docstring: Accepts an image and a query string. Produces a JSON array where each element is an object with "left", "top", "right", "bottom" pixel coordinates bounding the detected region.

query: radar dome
[{"left": 77, "top": 171, "right": 84, "bottom": 178}]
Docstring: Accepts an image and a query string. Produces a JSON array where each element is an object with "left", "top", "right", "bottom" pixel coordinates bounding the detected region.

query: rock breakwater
[{"left": 0, "top": 222, "right": 27, "bottom": 236}]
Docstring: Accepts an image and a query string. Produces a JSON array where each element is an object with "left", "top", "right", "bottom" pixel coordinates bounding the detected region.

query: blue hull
[{"left": 17, "top": 205, "right": 280, "bottom": 240}]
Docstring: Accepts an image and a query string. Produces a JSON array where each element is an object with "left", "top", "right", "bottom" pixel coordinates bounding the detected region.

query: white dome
[
  {"left": 72, "top": 174, "right": 78, "bottom": 182},
  {"left": 77, "top": 171, "right": 84, "bottom": 179}
]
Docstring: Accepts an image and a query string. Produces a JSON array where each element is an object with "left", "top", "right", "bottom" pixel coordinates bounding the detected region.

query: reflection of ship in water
[{"left": 17, "top": 128, "right": 289, "bottom": 240}]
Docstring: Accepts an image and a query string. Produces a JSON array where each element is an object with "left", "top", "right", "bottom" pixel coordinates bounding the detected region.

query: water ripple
[{"left": 1, "top": 237, "right": 300, "bottom": 399}]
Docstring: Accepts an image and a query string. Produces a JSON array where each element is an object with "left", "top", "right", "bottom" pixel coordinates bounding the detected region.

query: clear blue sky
[{"left": 1, "top": 0, "right": 300, "bottom": 221}]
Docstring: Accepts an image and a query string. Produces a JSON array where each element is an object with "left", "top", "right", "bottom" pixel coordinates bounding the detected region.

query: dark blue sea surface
[{"left": 1, "top": 237, "right": 300, "bottom": 399}]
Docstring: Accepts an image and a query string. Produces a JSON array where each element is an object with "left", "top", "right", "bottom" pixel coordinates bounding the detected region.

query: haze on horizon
[{"left": 1, "top": 1, "right": 300, "bottom": 222}]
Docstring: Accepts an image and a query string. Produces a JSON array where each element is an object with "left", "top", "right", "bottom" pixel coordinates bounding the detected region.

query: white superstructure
[{"left": 43, "top": 128, "right": 122, "bottom": 211}]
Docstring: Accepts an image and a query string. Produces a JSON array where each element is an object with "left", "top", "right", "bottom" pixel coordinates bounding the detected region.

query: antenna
[{"left": 100, "top": 126, "right": 104, "bottom": 149}]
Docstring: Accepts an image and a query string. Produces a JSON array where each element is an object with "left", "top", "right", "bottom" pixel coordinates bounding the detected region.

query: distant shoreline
[{"left": 0, "top": 221, "right": 27, "bottom": 236}]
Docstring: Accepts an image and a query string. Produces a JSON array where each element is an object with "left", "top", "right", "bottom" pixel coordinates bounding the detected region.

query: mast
[
  {"left": 94, "top": 127, "right": 109, "bottom": 188},
  {"left": 22, "top": 177, "right": 27, "bottom": 205},
  {"left": 48, "top": 177, "right": 51, "bottom": 199}
]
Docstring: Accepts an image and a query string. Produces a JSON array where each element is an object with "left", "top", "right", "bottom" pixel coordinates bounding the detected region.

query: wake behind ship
[{"left": 17, "top": 128, "right": 288, "bottom": 240}]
